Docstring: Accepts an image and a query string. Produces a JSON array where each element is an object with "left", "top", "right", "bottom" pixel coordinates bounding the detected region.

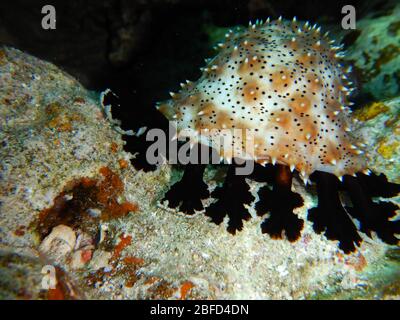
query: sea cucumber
[
  {"left": 158, "top": 17, "right": 365, "bottom": 182},
  {"left": 157, "top": 17, "right": 400, "bottom": 253}
]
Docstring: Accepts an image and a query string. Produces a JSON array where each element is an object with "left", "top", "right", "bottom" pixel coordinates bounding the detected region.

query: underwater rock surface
[
  {"left": 340, "top": 4, "right": 400, "bottom": 100},
  {"left": 0, "top": 47, "right": 399, "bottom": 299}
]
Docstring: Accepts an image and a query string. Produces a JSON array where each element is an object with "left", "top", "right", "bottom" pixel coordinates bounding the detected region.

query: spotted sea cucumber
[
  {"left": 158, "top": 17, "right": 366, "bottom": 182},
  {"left": 156, "top": 17, "right": 400, "bottom": 253}
]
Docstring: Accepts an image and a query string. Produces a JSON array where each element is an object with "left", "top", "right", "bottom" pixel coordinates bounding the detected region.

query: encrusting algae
[
  {"left": 37, "top": 166, "right": 138, "bottom": 240},
  {"left": 354, "top": 101, "right": 390, "bottom": 121}
]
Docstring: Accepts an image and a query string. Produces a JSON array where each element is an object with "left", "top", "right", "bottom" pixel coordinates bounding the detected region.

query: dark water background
[{"left": 0, "top": 0, "right": 395, "bottom": 143}]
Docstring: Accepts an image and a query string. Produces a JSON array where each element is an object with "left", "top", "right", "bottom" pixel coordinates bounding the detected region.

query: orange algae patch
[
  {"left": 144, "top": 277, "right": 160, "bottom": 285},
  {"left": 110, "top": 142, "right": 119, "bottom": 153},
  {"left": 55, "top": 120, "right": 73, "bottom": 132},
  {"left": 101, "top": 235, "right": 146, "bottom": 288},
  {"left": 97, "top": 166, "right": 139, "bottom": 220},
  {"left": 147, "top": 280, "right": 175, "bottom": 299},
  {"left": 337, "top": 251, "right": 367, "bottom": 272},
  {"left": 14, "top": 225, "right": 26, "bottom": 236},
  {"left": 125, "top": 274, "right": 138, "bottom": 288},
  {"left": 47, "top": 287, "right": 65, "bottom": 300},
  {"left": 121, "top": 255, "right": 145, "bottom": 288},
  {"left": 180, "top": 281, "right": 194, "bottom": 300},
  {"left": 37, "top": 166, "right": 138, "bottom": 240},
  {"left": 112, "top": 234, "right": 132, "bottom": 260},
  {"left": 81, "top": 250, "right": 93, "bottom": 264},
  {"left": 345, "top": 252, "right": 368, "bottom": 272},
  {"left": 354, "top": 254, "right": 367, "bottom": 272},
  {"left": 46, "top": 267, "right": 81, "bottom": 300},
  {"left": 118, "top": 159, "right": 129, "bottom": 169},
  {"left": 123, "top": 256, "right": 145, "bottom": 265},
  {"left": 45, "top": 102, "right": 83, "bottom": 132}
]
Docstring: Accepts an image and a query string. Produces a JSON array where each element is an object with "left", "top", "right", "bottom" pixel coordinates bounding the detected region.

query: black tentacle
[
  {"left": 205, "top": 162, "right": 254, "bottom": 234},
  {"left": 162, "top": 163, "right": 209, "bottom": 214},
  {"left": 255, "top": 164, "right": 304, "bottom": 242},
  {"left": 343, "top": 174, "right": 400, "bottom": 245},
  {"left": 355, "top": 172, "right": 400, "bottom": 199},
  {"left": 248, "top": 162, "right": 275, "bottom": 183},
  {"left": 308, "top": 171, "right": 362, "bottom": 253}
]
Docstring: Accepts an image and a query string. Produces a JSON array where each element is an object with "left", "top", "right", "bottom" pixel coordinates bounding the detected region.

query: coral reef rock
[
  {"left": 341, "top": 4, "right": 400, "bottom": 100},
  {"left": 0, "top": 47, "right": 399, "bottom": 299}
]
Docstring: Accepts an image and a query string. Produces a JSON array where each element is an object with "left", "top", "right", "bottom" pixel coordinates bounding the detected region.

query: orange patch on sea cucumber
[
  {"left": 272, "top": 111, "right": 292, "bottom": 130},
  {"left": 211, "top": 111, "right": 234, "bottom": 130},
  {"left": 289, "top": 94, "right": 312, "bottom": 114},
  {"left": 242, "top": 80, "right": 261, "bottom": 103},
  {"left": 271, "top": 69, "right": 292, "bottom": 92},
  {"left": 252, "top": 136, "right": 269, "bottom": 160},
  {"left": 286, "top": 39, "right": 299, "bottom": 50},
  {"left": 325, "top": 140, "right": 342, "bottom": 164},
  {"left": 198, "top": 102, "right": 216, "bottom": 116},
  {"left": 306, "top": 73, "right": 323, "bottom": 92},
  {"left": 239, "top": 55, "right": 263, "bottom": 74},
  {"left": 297, "top": 53, "right": 317, "bottom": 67},
  {"left": 300, "top": 117, "right": 319, "bottom": 141}
]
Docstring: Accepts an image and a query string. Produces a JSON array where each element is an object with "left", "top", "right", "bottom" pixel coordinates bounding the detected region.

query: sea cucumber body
[{"left": 158, "top": 19, "right": 366, "bottom": 178}]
